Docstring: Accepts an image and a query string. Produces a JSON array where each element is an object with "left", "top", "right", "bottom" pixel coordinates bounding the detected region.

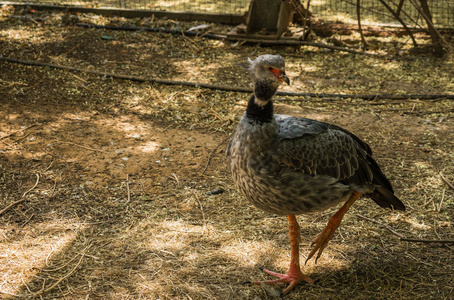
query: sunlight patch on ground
[
  {"left": 402, "top": 216, "right": 432, "bottom": 230},
  {"left": 140, "top": 219, "right": 205, "bottom": 252},
  {"left": 299, "top": 64, "right": 319, "bottom": 74},
  {"left": 0, "top": 220, "right": 85, "bottom": 296},
  {"left": 219, "top": 239, "right": 277, "bottom": 266},
  {"left": 110, "top": 119, "right": 155, "bottom": 139},
  {"left": 1, "top": 28, "right": 62, "bottom": 44},
  {"left": 172, "top": 60, "right": 201, "bottom": 82},
  {"left": 376, "top": 61, "right": 400, "bottom": 71},
  {"left": 413, "top": 161, "right": 432, "bottom": 169},
  {"left": 60, "top": 111, "right": 95, "bottom": 121},
  {"left": 136, "top": 141, "right": 160, "bottom": 153}
]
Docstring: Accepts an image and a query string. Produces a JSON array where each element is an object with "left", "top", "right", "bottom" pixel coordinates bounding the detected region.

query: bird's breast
[{"left": 227, "top": 120, "right": 351, "bottom": 215}]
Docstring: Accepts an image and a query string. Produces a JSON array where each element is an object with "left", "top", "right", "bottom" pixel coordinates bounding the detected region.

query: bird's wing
[
  {"left": 273, "top": 115, "right": 375, "bottom": 186},
  {"left": 274, "top": 115, "right": 405, "bottom": 211}
]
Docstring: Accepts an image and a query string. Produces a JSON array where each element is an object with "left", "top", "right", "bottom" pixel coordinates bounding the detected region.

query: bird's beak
[
  {"left": 280, "top": 72, "right": 290, "bottom": 85},
  {"left": 271, "top": 68, "right": 290, "bottom": 85}
]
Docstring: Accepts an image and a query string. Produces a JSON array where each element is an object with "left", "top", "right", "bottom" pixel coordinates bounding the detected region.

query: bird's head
[{"left": 240, "top": 54, "right": 290, "bottom": 86}]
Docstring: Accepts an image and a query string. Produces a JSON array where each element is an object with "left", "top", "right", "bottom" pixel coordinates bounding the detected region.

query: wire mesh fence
[
  {"left": 320, "top": 0, "right": 454, "bottom": 28},
  {"left": 5, "top": 0, "right": 454, "bottom": 28}
]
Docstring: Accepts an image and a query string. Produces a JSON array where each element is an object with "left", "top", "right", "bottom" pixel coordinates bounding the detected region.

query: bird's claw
[
  {"left": 248, "top": 268, "right": 314, "bottom": 296},
  {"left": 306, "top": 193, "right": 362, "bottom": 264},
  {"left": 305, "top": 226, "right": 336, "bottom": 264}
]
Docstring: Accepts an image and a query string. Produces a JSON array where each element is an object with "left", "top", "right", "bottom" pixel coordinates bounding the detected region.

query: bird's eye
[{"left": 267, "top": 67, "right": 273, "bottom": 71}]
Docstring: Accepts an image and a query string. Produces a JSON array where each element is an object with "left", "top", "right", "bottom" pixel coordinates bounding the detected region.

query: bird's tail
[
  {"left": 370, "top": 186, "right": 405, "bottom": 211},
  {"left": 366, "top": 154, "right": 405, "bottom": 211}
]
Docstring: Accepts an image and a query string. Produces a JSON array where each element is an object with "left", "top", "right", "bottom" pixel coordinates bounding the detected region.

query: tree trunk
[{"left": 417, "top": 0, "right": 445, "bottom": 56}]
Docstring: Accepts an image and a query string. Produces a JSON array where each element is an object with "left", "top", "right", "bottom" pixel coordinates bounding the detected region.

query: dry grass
[{"left": 1, "top": 8, "right": 454, "bottom": 300}]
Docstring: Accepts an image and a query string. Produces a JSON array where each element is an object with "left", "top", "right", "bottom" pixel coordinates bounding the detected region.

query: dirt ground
[{"left": 1, "top": 8, "right": 454, "bottom": 300}]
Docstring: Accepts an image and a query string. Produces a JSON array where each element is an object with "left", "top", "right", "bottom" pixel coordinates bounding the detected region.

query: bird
[{"left": 226, "top": 54, "right": 405, "bottom": 295}]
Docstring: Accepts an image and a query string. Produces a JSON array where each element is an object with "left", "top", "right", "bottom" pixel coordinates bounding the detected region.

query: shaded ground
[{"left": 1, "top": 9, "right": 454, "bottom": 300}]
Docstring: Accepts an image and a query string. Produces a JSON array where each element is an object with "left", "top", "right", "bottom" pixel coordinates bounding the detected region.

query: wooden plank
[{"left": 0, "top": 2, "right": 244, "bottom": 24}]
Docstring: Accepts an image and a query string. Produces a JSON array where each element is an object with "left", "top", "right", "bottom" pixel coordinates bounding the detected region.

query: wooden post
[{"left": 244, "top": 0, "right": 294, "bottom": 39}]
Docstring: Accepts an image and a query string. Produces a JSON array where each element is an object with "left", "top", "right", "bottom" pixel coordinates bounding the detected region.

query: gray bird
[{"left": 226, "top": 54, "right": 405, "bottom": 295}]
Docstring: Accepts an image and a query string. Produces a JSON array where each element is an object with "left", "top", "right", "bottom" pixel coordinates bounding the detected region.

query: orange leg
[
  {"left": 251, "top": 215, "right": 314, "bottom": 295},
  {"left": 306, "top": 192, "right": 362, "bottom": 264}
]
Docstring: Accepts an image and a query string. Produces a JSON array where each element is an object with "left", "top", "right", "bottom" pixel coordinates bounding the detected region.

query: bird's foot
[
  {"left": 305, "top": 192, "right": 362, "bottom": 264},
  {"left": 249, "top": 267, "right": 314, "bottom": 296},
  {"left": 305, "top": 222, "right": 337, "bottom": 264}
]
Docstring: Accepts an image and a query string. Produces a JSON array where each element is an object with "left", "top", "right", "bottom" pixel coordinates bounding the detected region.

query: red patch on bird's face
[
  {"left": 270, "top": 68, "right": 287, "bottom": 83},
  {"left": 270, "top": 68, "right": 281, "bottom": 79}
]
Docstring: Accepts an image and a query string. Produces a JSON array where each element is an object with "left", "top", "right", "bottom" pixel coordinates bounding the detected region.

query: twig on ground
[
  {"left": 62, "top": 44, "right": 80, "bottom": 57},
  {"left": 356, "top": 214, "right": 404, "bottom": 238},
  {"left": 0, "top": 290, "right": 20, "bottom": 297},
  {"left": 42, "top": 243, "right": 92, "bottom": 272},
  {"left": 125, "top": 174, "right": 131, "bottom": 204},
  {"left": 434, "top": 220, "right": 454, "bottom": 251},
  {"left": 10, "top": 15, "right": 39, "bottom": 24},
  {"left": 440, "top": 172, "right": 454, "bottom": 191},
  {"left": 374, "top": 108, "right": 454, "bottom": 115},
  {"left": 3, "top": 56, "right": 454, "bottom": 101},
  {"left": 239, "top": 37, "right": 385, "bottom": 56},
  {"left": 45, "top": 246, "right": 55, "bottom": 268},
  {"left": 0, "top": 79, "right": 27, "bottom": 85},
  {"left": 209, "top": 104, "right": 225, "bottom": 121},
  {"left": 278, "top": 94, "right": 454, "bottom": 101},
  {"left": 436, "top": 189, "right": 445, "bottom": 212},
  {"left": 22, "top": 174, "right": 40, "bottom": 198},
  {"left": 12, "top": 133, "right": 31, "bottom": 144},
  {"left": 32, "top": 244, "right": 92, "bottom": 297},
  {"left": 402, "top": 109, "right": 454, "bottom": 115},
  {"left": 75, "top": 23, "right": 384, "bottom": 56},
  {"left": 400, "top": 237, "right": 454, "bottom": 244},
  {"left": 356, "top": 214, "right": 404, "bottom": 239},
  {"left": 405, "top": 252, "right": 435, "bottom": 268},
  {"left": 20, "top": 277, "right": 32, "bottom": 294},
  {"left": 181, "top": 32, "right": 202, "bottom": 50},
  {"left": 202, "top": 136, "right": 230, "bottom": 175},
  {"left": 54, "top": 139, "right": 106, "bottom": 152},
  {"left": 357, "top": 214, "right": 454, "bottom": 244},
  {"left": 0, "top": 173, "right": 40, "bottom": 217},
  {"left": 71, "top": 73, "right": 87, "bottom": 83},
  {"left": 50, "top": 179, "right": 58, "bottom": 198},
  {"left": 169, "top": 173, "right": 180, "bottom": 185},
  {"left": 21, "top": 213, "right": 35, "bottom": 227},
  {"left": 191, "top": 191, "right": 207, "bottom": 236},
  {"left": 0, "top": 123, "right": 39, "bottom": 141},
  {"left": 43, "top": 159, "right": 55, "bottom": 172}
]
